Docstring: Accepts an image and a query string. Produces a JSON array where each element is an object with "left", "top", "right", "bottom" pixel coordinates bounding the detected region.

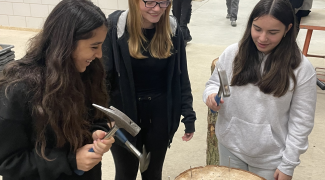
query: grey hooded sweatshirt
[{"left": 203, "top": 43, "right": 317, "bottom": 176}]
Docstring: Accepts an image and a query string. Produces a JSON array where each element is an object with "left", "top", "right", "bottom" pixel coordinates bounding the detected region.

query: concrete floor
[{"left": 0, "top": 0, "right": 324, "bottom": 179}]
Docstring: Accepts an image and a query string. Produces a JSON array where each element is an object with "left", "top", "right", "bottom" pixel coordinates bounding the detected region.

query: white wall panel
[
  {"left": 8, "top": 15, "right": 26, "bottom": 28},
  {"left": 12, "top": 3, "right": 31, "bottom": 16},
  {"left": 0, "top": 15, "right": 9, "bottom": 26},
  {"left": 0, "top": 2, "right": 13, "bottom": 15},
  {"left": 24, "top": 0, "right": 42, "bottom": 3},
  {"left": 26, "top": 16, "right": 43, "bottom": 28},
  {"left": 0, "top": 0, "right": 129, "bottom": 28},
  {"left": 30, "top": 4, "right": 48, "bottom": 17}
]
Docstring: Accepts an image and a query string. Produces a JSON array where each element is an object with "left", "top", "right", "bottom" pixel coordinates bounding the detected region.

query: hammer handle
[
  {"left": 74, "top": 168, "right": 85, "bottom": 176},
  {"left": 74, "top": 146, "right": 96, "bottom": 175},
  {"left": 317, "top": 78, "right": 325, "bottom": 90},
  {"left": 74, "top": 126, "right": 120, "bottom": 175},
  {"left": 115, "top": 129, "right": 128, "bottom": 143},
  {"left": 210, "top": 95, "right": 221, "bottom": 113}
]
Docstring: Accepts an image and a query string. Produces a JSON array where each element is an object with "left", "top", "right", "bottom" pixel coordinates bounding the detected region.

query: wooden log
[{"left": 206, "top": 57, "right": 220, "bottom": 165}]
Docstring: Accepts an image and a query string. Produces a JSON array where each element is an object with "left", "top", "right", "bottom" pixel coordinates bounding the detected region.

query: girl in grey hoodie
[{"left": 203, "top": 0, "right": 316, "bottom": 180}]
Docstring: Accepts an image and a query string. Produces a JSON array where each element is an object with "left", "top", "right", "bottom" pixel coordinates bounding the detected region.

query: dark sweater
[
  {"left": 103, "top": 10, "right": 196, "bottom": 146},
  {"left": 131, "top": 28, "right": 168, "bottom": 96},
  {"left": 0, "top": 82, "right": 109, "bottom": 180}
]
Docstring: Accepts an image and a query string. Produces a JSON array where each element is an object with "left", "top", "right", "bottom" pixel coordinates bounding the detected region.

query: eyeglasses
[{"left": 142, "top": 0, "right": 171, "bottom": 8}]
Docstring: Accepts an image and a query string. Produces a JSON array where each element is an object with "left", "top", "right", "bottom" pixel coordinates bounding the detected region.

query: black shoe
[{"left": 184, "top": 34, "right": 192, "bottom": 44}]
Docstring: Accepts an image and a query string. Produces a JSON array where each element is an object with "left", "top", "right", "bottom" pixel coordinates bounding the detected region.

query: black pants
[
  {"left": 295, "top": 14, "right": 302, "bottom": 34},
  {"left": 111, "top": 93, "right": 169, "bottom": 180},
  {"left": 295, "top": 10, "right": 311, "bottom": 34},
  {"left": 172, "top": 0, "right": 192, "bottom": 40}
]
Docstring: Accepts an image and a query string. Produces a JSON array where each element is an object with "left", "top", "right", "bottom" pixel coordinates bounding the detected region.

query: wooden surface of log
[{"left": 206, "top": 57, "right": 220, "bottom": 165}]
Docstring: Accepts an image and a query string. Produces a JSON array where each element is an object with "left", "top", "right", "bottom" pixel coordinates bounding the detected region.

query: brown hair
[
  {"left": 127, "top": 0, "right": 173, "bottom": 59},
  {"left": 231, "top": 0, "right": 301, "bottom": 97},
  {"left": 0, "top": 0, "right": 109, "bottom": 159}
]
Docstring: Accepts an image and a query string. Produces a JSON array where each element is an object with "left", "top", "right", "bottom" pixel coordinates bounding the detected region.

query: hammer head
[
  {"left": 92, "top": 104, "right": 141, "bottom": 137},
  {"left": 217, "top": 68, "right": 231, "bottom": 97},
  {"left": 139, "top": 145, "right": 151, "bottom": 173}
]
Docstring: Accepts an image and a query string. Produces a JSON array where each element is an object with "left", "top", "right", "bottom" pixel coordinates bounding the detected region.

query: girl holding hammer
[
  {"left": 0, "top": 0, "right": 114, "bottom": 179},
  {"left": 203, "top": 0, "right": 316, "bottom": 180}
]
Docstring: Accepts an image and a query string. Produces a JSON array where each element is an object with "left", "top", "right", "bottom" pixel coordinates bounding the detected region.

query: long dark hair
[
  {"left": 231, "top": 0, "right": 301, "bottom": 97},
  {"left": 0, "top": 0, "right": 109, "bottom": 159}
]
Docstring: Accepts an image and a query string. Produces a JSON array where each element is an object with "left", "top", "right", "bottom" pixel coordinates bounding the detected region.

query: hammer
[
  {"left": 210, "top": 68, "right": 231, "bottom": 113},
  {"left": 317, "top": 78, "right": 325, "bottom": 90},
  {"left": 92, "top": 104, "right": 151, "bottom": 173},
  {"left": 74, "top": 104, "right": 150, "bottom": 175}
]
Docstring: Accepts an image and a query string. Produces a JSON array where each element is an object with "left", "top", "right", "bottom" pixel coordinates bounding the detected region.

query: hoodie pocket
[{"left": 219, "top": 117, "right": 281, "bottom": 157}]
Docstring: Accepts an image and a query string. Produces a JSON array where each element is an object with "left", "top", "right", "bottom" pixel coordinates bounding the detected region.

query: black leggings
[{"left": 111, "top": 93, "right": 169, "bottom": 180}]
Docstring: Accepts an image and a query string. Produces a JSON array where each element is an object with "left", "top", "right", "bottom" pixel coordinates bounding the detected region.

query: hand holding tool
[
  {"left": 93, "top": 105, "right": 151, "bottom": 173},
  {"left": 75, "top": 104, "right": 141, "bottom": 175},
  {"left": 210, "top": 68, "right": 230, "bottom": 113}
]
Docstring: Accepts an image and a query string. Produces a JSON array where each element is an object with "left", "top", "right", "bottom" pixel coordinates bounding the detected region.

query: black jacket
[
  {"left": 0, "top": 83, "right": 109, "bottom": 180},
  {"left": 290, "top": 0, "right": 304, "bottom": 8},
  {"left": 102, "top": 10, "right": 196, "bottom": 146}
]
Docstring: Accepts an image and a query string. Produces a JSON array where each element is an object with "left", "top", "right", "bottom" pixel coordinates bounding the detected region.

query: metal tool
[
  {"left": 93, "top": 104, "right": 141, "bottom": 137},
  {"left": 317, "top": 78, "right": 325, "bottom": 90},
  {"left": 211, "top": 68, "right": 231, "bottom": 113},
  {"left": 128, "top": 144, "right": 151, "bottom": 173},
  {"left": 75, "top": 104, "right": 141, "bottom": 175},
  {"left": 228, "top": 156, "right": 231, "bottom": 172},
  {"left": 92, "top": 104, "right": 150, "bottom": 172}
]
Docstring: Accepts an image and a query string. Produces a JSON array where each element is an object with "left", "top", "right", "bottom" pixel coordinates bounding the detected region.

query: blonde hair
[{"left": 127, "top": 0, "right": 173, "bottom": 59}]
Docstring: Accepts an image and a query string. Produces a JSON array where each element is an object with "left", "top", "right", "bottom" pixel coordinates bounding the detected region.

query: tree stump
[{"left": 206, "top": 57, "right": 219, "bottom": 165}]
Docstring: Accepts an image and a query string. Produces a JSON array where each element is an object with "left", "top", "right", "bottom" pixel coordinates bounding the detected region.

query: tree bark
[{"left": 206, "top": 57, "right": 220, "bottom": 165}]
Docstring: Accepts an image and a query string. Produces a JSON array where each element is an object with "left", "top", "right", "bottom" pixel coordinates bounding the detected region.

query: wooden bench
[{"left": 300, "top": 9, "right": 325, "bottom": 58}]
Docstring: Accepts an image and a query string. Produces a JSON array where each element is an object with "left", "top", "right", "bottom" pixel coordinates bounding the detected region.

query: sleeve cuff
[
  {"left": 67, "top": 152, "right": 78, "bottom": 171},
  {"left": 184, "top": 122, "right": 195, "bottom": 133},
  {"left": 277, "top": 161, "right": 295, "bottom": 176}
]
